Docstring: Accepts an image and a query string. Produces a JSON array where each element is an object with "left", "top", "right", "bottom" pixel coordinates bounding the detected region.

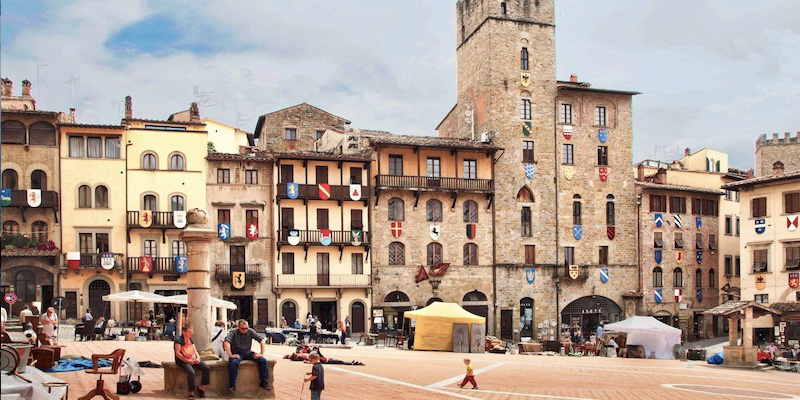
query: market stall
[
  {"left": 404, "top": 302, "right": 485, "bottom": 352},
  {"left": 604, "top": 316, "right": 681, "bottom": 359}
]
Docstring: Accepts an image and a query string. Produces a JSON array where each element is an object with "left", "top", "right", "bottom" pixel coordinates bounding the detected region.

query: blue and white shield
[
  {"left": 696, "top": 288, "right": 703, "bottom": 303},
  {"left": 573, "top": 225, "right": 582, "bottom": 240},
  {"left": 600, "top": 268, "right": 609, "bottom": 283},
  {"left": 654, "top": 213, "right": 663, "bottom": 227},
  {"left": 655, "top": 250, "right": 663, "bottom": 264},
  {"left": 524, "top": 163, "right": 535, "bottom": 180},
  {"left": 525, "top": 268, "right": 536, "bottom": 284},
  {"left": 696, "top": 251, "right": 703, "bottom": 265},
  {"left": 218, "top": 223, "right": 231, "bottom": 240},
  {"left": 176, "top": 256, "right": 188, "bottom": 274},
  {"left": 696, "top": 217, "right": 702, "bottom": 229},
  {"left": 0, "top": 188, "right": 11, "bottom": 206},
  {"left": 287, "top": 182, "right": 300, "bottom": 199},
  {"left": 755, "top": 219, "right": 766, "bottom": 234},
  {"left": 598, "top": 128, "right": 608, "bottom": 143},
  {"left": 654, "top": 289, "right": 663, "bottom": 303}
]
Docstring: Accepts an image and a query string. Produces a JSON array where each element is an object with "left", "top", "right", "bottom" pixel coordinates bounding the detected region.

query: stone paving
[{"left": 11, "top": 338, "right": 800, "bottom": 400}]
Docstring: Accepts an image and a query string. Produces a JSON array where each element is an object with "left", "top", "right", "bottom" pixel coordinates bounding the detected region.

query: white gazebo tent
[{"left": 604, "top": 316, "right": 682, "bottom": 359}]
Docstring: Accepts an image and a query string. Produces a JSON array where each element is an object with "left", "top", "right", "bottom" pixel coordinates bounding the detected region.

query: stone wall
[
  {"left": 256, "top": 103, "right": 349, "bottom": 152},
  {"left": 755, "top": 132, "right": 800, "bottom": 176}
]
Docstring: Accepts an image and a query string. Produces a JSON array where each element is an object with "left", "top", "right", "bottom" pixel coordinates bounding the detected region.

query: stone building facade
[
  {"left": 755, "top": 132, "right": 800, "bottom": 177},
  {"left": 254, "top": 103, "right": 349, "bottom": 152}
]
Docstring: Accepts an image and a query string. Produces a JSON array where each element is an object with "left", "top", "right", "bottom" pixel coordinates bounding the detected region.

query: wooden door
[
  {"left": 315, "top": 166, "right": 328, "bottom": 184},
  {"left": 350, "top": 167, "right": 362, "bottom": 184},
  {"left": 351, "top": 209, "right": 363, "bottom": 230},
  {"left": 281, "top": 208, "right": 294, "bottom": 230},
  {"left": 453, "top": 323, "right": 469, "bottom": 353},
  {"left": 500, "top": 309, "right": 513, "bottom": 340},
  {"left": 470, "top": 323, "right": 485, "bottom": 353},
  {"left": 257, "top": 299, "right": 269, "bottom": 327},
  {"left": 230, "top": 246, "right": 246, "bottom": 266},
  {"left": 317, "top": 253, "right": 330, "bottom": 286},
  {"left": 317, "top": 209, "right": 329, "bottom": 230},
  {"left": 351, "top": 301, "right": 365, "bottom": 333},
  {"left": 280, "top": 165, "right": 294, "bottom": 183}
]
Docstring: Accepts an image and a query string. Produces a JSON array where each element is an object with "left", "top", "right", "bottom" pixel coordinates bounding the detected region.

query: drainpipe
[
  {"left": 553, "top": 92, "right": 562, "bottom": 333},
  {"left": 637, "top": 194, "right": 643, "bottom": 295},
  {"left": 490, "top": 148, "right": 498, "bottom": 336}
]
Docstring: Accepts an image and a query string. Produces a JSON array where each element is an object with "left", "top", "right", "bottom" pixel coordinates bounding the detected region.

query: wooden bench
[{"left": 163, "top": 359, "right": 276, "bottom": 398}]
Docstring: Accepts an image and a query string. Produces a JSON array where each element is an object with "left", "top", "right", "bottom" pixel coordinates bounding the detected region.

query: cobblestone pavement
[{"left": 20, "top": 339, "right": 800, "bottom": 399}]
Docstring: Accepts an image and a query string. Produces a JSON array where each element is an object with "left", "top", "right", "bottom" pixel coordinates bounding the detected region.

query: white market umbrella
[
  {"left": 102, "top": 290, "right": 171, "bottom": 303},
  {"left": 163, "top": 294, "right": 238, "bottom": 310}
]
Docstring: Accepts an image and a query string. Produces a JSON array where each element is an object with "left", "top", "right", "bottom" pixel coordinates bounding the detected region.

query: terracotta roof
[
  {"left": 770, "top": 302, "right": 800, "bottom": 313},
  {"left": 1, "top": 248, "right": 60, "bottom": 257},
  {"left": 721, "top": 169, "right": 800, "bottom": 190},
  {"left": 272, "top": 151, "right": 370, "bottom": 162},
  {"left": 123, "top": 118, "right": 205, "bottom": 126},
  {"left": 557, "top": 82, "right": 641, "bottom": 96},
  {"left": 60, "top": 123, "right": 125, "bottom": 129},
  {"left": 206, "top": 152, "right": 273, "bottom": 162},
  {"left": 369, "top": 134, "right": 500, "bottom": 151},
  {"left": 702, "top": 300, "right": 780, "bottom": 316},
  {"left": 635, "top": 181, "right": 725, "bottom": 195}
]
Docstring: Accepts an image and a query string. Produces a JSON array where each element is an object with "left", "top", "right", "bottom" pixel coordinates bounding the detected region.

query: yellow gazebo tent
[{"left": 404, "top": 302, "right": 485, "bottom": 351}]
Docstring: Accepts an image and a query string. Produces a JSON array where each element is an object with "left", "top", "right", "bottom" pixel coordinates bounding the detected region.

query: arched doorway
[
  {"left": 281, "top": 301, "right": 297, "bottom": 327},
  {"left": 653, "top": 311, "right": 671, "bottom": 326},
  {"left": 88, "top": 279, "right": 111, "bottom": 319},
  {"left": 561, "top": 296, "right": 622, "bottom": 341},
  {"left": 426, "top": 297, "right": 443, "bottom": 306},
  {"left": 350, "top": 301, "right": 365, "bottom": 334},
  {"left": 15, "top": 270, "right": 36, "bottom": 302},
  {"left": 462, "top": 290, "right": 489, "bottom": 330},
  {"left": 382, "top": 291, "right": 411, "bottom": 332},
  {"left": 520, "top": 297, "right": 534, "bottom": 339}
]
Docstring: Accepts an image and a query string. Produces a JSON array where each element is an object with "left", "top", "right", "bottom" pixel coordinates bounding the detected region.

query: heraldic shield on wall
[
  {"left": 789, "top": 273, "right": 799, "bottom": 289},
  {"left": 600, "top": 268, "right": 609, "bottom": 283},
  {"left": 607, "top": 225, "right": 615, "bottom": 240},
  {"left": 654, "top": 213, "right": 663, "bottom": 227},
  {"left": 525, "top": 268, "right": 536, "bottom": 284},
  {"left": 287, "top": 182, "right": 299, "bottom": 199},
  {"left": 788, "top": 215, "right": 799, "bottom": 231}
]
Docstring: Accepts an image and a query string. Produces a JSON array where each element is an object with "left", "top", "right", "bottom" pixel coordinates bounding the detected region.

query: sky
[{"left": 2, "top": 1, "right": 799, "bottom": 169}]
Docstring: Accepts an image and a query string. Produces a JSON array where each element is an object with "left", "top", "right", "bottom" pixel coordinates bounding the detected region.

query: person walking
[
  {"left": 337, "top": 320, "right": 346, "bottom": 344},
  {"left": 456, "top": 358, "right": 478, "bottom": 390},
  {"left": 345, "top": 316, "right": 351, "bottom": 337},
  {"left": 304, "top": 352, "right": 324, "bottom": 400},
  {"left": 596, "top": 322, "right": 605, "bottom": 349},
  {"left": 174, "top": 325, "right": 210, "bottom": 399},
  {"left": 309, "top": 318, "right": 318, "bottom": 344},
  {"left": 223, "top": 319, "right": 270, "bottom": 392},
  {"left": 41, "top": 307, "right": 59, "bottom": 344}
]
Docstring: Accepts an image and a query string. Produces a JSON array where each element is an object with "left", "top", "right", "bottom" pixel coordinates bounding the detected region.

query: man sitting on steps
[{"left": 223, "top": 319, "right": 270, "bottom": 392}]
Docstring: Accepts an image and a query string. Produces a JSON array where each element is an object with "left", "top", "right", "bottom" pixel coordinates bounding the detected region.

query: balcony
[
  {"left": 276, "top": 229, "right": 370, "bottom": 246},
  {"left": 78, "top": 253, "right": 124, "bottom": 269},
  {"left": 4, "top": 190, "right": 59, "bottom": 208},
  {"left": 126, "top": 211, "right": 185, "bottom": 229},
  {"left": 214, "top": 263, "right": 263, "bottom": 281},
  {"left": 276, "top": 274, "right": 371, "bottom": 288},
  {"left": 276, "top": 183, "right": 369, "bottom": 202},
  {"left": 126, "top": 256, "right": 178, "bottom": 274},
  {"left": 375, "top": 175, "right": 493, "bottom": 193}
]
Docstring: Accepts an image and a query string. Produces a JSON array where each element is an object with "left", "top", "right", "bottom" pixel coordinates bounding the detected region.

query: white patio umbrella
[
  {"left": 162, "top": 294, "right": 237, "bottom": 310},
  {"left": 101, "top": 290, "right": 172, "bottom": 323}
]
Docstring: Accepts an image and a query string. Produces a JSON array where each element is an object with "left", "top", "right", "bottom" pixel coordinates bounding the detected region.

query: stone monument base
[
  {"left": 163, "top": 359, "right": 276, "bottom": 398},
  {"left": 722, "top": 345, "right": 758, "bottom": 368}
]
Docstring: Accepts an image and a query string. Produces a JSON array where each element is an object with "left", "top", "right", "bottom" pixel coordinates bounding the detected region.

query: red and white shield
[
  {"left": 789, "top": 273, "right": 799, "bottom": 289},
  {"left": 246, "top": 223, "right": 259, "bottom": 240},
  {"left": 562, "top": 125, "right": 573, "bottom": 140},
  {"left": 788, "top": 215, "right": 799, "bottom": 231},
  {"left": 599, "top": 167, "right": 608, "bottom": 182},
  {"left": 390, "top": 221, "right": 402, "bottom": 238},
  {"left": 606, "top": 225, "right": 615, "bottom": 240},
  {"left": 140, "top": 256, "right": 153, "bottom": 273},
  {"left": 318, "top": 183, "right": 331, "bottom": 200},
  {"left": 67, "top": 252, "right": 81, "bottom": 269}
]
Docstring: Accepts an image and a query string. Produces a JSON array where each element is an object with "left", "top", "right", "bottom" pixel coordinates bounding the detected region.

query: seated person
[
  {"left": 224, "top": 320, "right": 269, "bottom": 392},
  {"left": 294, "top": 319, "right": 302, "bottom": 329},
  {"left": 296, "top": 339, "right": 311, "bottom": 354},
  {"left": 211, "top": 321, "right": 228, "bottom": 361},
  {"left": 174, "top": 325, "right": 210, "bottom": 400}
]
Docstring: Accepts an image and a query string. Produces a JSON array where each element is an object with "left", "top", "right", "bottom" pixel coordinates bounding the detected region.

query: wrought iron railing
[
  {"left": 126, "top": 256, "right": 178, "bottom": 274},
  {"left": 214, "top": 263, "right": 263, "bottom": 281}
]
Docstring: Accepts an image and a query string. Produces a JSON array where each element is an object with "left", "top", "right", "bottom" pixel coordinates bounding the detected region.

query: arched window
[
  {"left": 695, "top": 268, "right": 703, "bottom": 288},
  {"left": 384, "top": 291, "right": 410, "bottom": 303},
  {"left": 427, "top": 297, "right": 443, "bottom": 306},
  {"left": 78, "top": 185, "right": 92, "bottom": 208},
  {"left": 388, "top": 242, "right": 405, "bottom": 265},
  {"left": 653, "top": 267, "right": 663, "bottom": 288},
  {"left": 281, "top": 301, "right": 297, "bottom": 327},
  {"left": 29, "top": 122, "right": 56, "bottom": 146},
  {"left": 573, "top": 194, "right": 582, "bottom": 225},
  {"left": 426, "top": 199, "right": 442, "bottom": 222},
  {"left": 95, "top": 185, "right": 109, "bottom": 208},
  {"left": 15, "top": 271, "right": 36, "bottom": 302},
  {"left": 520, "top": 297, "right": 534, "bottom": 337},
  {"left": 463, "top": 290, "right": 487, "bottom": 302},
  {"left": 2, "top": 169, "right": 18, "bottom": 189},
  {"left": 463, "top": 200, "right": 478, "bottom": 223},
  {"left": 463, "top": 243, "right": 478, "bottom": 265},
  {"left": 170, "top": 195, "right": 185, "bottom": 211},
  {"left": 1, "top": 121, "right": 26, "bottom": 144},
  {"left": 3, "top": 221, "right": 20, "bottom": 234},
  {"left": 517, "top": 186, "right": 534, "bottom": 202},
  {"left": 31, "top": 170, "right": 47, "bottom": 190},
  {"left": 170, "top": 154, "right": 185, "bottom": 171},
  {"left": 142, "top": 153, "right": 157, "bottom": 170},
  {"left": 709, "top": 269, "right": 716, "bottom": 288},
  {"left": 606, "top": 194, "right": 615, "bottom": 225},
  {"left": 673, "top": 268, "right": 683, "bottom": 288},
  {"left": 388, "top": 198, "right": 404, "bottom": 221},
  {"left": 520, "top": 47, "right": 529, "bottom": 70},
  {"left": 143, "top": 194, "right": 157, "bottom": 211},
  {"left": 427, "top": 242, "right": 443, "bottom": 266},
  {"left": 31, "top": 221, "right": 48, "bottom": 243}
]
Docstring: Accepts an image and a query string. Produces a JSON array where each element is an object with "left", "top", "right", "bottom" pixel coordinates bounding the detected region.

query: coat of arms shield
[
  {"left": 755, "top": 274, "right": 766, "bottom": 290},
  {"left": 600, "top": 268, "right": 609, "bottom": 283},
  {"left": 568, "top": 265, "right": 580, "bottom": 280},
  {"left": 351, "top": 229, "right": 363, "bottom": 246},
  {"left": 173, "top": 211, "right": 187, "bottom": 228},
  {"left": 139, "top": 210, "right": 153, "bottom": 228},
  {"left": 232, "top": 271, "right": 245, "bottom": 289},
  {"left": 563, "top": 165, "right": 575, "bottom": 181},
  {"left": 525, "top": 268, "right": 536, "bottom": 284},
  {"left": 789, "top": 273, "right": 799, "bottom": 289},
  {"left": 287, "top": 182, "right": 300, "bottom": 199},
  {"left": 0, "top": 189, "right": 11, "bottom": 206},
  {"left": 607, "top": 225, "right": 616, "bottom": 240},
  {"left": 655, "top": 250, "right": 663, "bottom": 264},
  {"left": 318, "top": 183, "right": 331, "bottom": 200},
  {"left": 320, "top": 229, "right": 332, "bottom": 246},
  {"left": 599, "top": 167, "right": 608, "bottom": 182},
  {"left": 562, "top": 125, "right": 573, "bottom": 140},
  {"left": 788, "top": 215, "right": 799, "bottom": 231},
  {"left": 755, "top": 219, "right": 766, "bottom": 234},
  {"left": 429, "top": 224, "right": 441, "bottom": 241},
  {"left": 654, "top": 213, "right": 663, "bottom": 227},
  {"left": 287, "top": 230, "right": 301, "bottom": 245},
  {"left": 598, "top": 128, "right": 608, "bottom": 143},
  {"left": 246, "top": 223, "right": 259, "bottom": 240},
  {"left": 573, "top": 225, "right": 582, "bottom": 240},
  {"left": 674, "top": 214, "right": 683, "bottom": 228},
  {"left": 349, "top": 184, "right": 362, "bottom": 201},
  {"left": 27, "top": 189, "right": 41, "bottom": 207},
  {"left": 176, "top": 256, "right": 188, "bottom": 274},
  {"left": 390, "top": 221, "right": 402, "bottom": 238}
]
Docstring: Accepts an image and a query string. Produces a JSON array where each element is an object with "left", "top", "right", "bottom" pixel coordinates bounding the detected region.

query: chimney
[
  {"left": 21, "top": 79, "right": 32, "bottom": 97},
  {"left": 773, "top": 161, "right": 785, "bottom": 175},
  {"left": 637, "top": 164, "right": 645, "bottom": 182},
  {"left": 69, "top": 108, "right": 76, "bottom": 123},
  {"left": 569, "top": 73, "right": 578, "bottom": 83},
  {"left": 746, "top": 168, "right": 755, "bottom": 179},
  {"left": 124, "top": 96, "right": 132, "bottom": 119},
  {"left": 1, "top": 78, "right": 11, "bottom": 97},
  {"left": 684, "top": 148, "right": 691, "bottom": 157},
  {"left": 189, "top": 102, "right": 201, "bottom": 122},
  {"left": 655, "top": 168, "right": 667, "bottom": 184}
]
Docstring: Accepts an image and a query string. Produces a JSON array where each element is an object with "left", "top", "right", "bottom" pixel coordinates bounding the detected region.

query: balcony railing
[
  {"left": 5, "top": 190, "right": 59, "bottom": 208},
  {"left": 375, "top": 175, "right": 493, "bottom": 192},
  {"left": 79, "top": 253, "right": 124, "bottom": 269},
  {"left": 214, "top": 263, "right": 263, "bottom": 281},
  {"left": 276, "top": 183, "right": 369, "bottom": 201},
  {"left": 276, "top": 274, "right": 371, "bottom": 288},
  {"left": 276, "top": 229, "right": 370, "bottom": 246},
  {"left": 126, "top": 211, "right": 184, "bottom": 229},
  {"left": 127, "top": 256, "right": 178, "bottom": 274}
]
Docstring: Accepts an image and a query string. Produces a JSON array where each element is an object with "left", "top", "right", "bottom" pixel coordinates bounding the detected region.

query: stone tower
[{"left": 755, "top": 132, "right": 800, "bottom": 177}]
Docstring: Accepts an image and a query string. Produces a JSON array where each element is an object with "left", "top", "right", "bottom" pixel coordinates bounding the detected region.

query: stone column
[
  {"left": 728, "top": 316, "right": 737, "bottom": 345},
  {"left": 181, "top": 225, "right": 216, "bottom": 352},
  {"left": 743, "top": 307, "right": 753, "bottom": 347}
]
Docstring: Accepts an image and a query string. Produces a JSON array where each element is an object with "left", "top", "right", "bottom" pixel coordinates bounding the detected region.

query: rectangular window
[
  {"left": 245, "top": 210, "right": 258, "bottom": 230},
  {"left": 597, "top": 146, "right": 608, "bottom": 166},
  {"left": 560, "top": 104, "right": 572, "bottom": 124},
  {"left": 654, "top": 232, "right": 663, "bottom": 249},
  {"left": 521, "top": 206, "right": 532, "bottom": 237},
  {"left": 525, "top": 245, "right": 536, "bottom": 265},
  {"left": 463, "top": 160, "right": 477, "bottom": 179},
  {"left": 427, "top": 157, "right": 441, "bottom": 178},
  {"left": 351, "top": 253, "right": 364, "bottom": 274},
  {"left": 171, "top": 240, "right": 185, "bottom": 257},
  {"left": 695, "top": 233, "right": 704, "bottom": 250},
  {"left": 562, "top": 144, "right": 574, "bottom": 164},
  {"left": 69, "top": 136, "right": 84, "bottom": 157},
  {"left": 315, "top": 130, "right": 325, "bottom": 140},
  {"left": 735, "top": 217, "right": 740, "bottom": 236},
  {"left": 217, "top": 169, "right": 230, "bottom": 184},
  {"left": 785, "top": 192, "right": 800, "bottom": 214},
  {"left": 595, "top": 106, "right": 606, "bottom": 126},
  {"left": 725, "top": 256, "right": 733, "bottom": 276},
  {"left": 65, "top": 291, "right": 78, "bottom": 319},
  {"left": 709, "top": 234, "right": 717, "bottom": 250},
  {"left": 218, "top": 209, "right": 231, "bottom": 225},
  {"left": 95, "top": 233, "right": 109, "bottom": 253},
  {"left": 755, "top": 294, "right": 769, "bottom": 304},
  {"left": 650, "top": 195, "right": 667, "bottom": 212},
  {"left": 674, "top": 232, "right": 684, "bottom": 249},
  {"left": 753, "top": 249, "right": 768, "bottom": 273},
  {"left": 388, "top": 155, "right": 403, "bottom": 176},
  {"left": 702, "top": 199, "right": 718, "bottom": 216},
  {"left": 315, "top": 166, "right": 328, "bottom": 184},
  {"left": 350, "top": 167, "right": 363, "bottom": 184},
  {"left": 735, "top": 256, "right": 741, "bottom": 277},
  {"left": 245, "top": 169, "right": 258, "bottom": 184},
  {"left": 351, "top": 209, "right": 363, "bottom": 229},
  {"left": 521, "top": 99, "right": 531, "bottom": 120},
  {"left": 316, "top": 209, "right": 329, "bottom": 230},
  {"left": 280, "top": 165, "right": 294, "bottom": 183},
  {"left": 143, "top": 239, "right": 157, "bottom": 257},
  {"left": 282, "top": 253, "right": 295, "bottom": 274},
  {"left": 105, "top": 137, "right": 120, "bottom": 159},
  {"left": 669, "top": 196, "right": 686, "bottom": 214},
  {"left": 786, "top": 245, "right": 800, "bottom": 269},
  {"left": 599, "top": 246, "right": 609, "bottom": 265},
  {"left": 564, "top": 247, "right": 575, "bottom": 266},
  {"left": 284, "top": 128, "right": 297, "bottom": 141},
  {"left": 752, "top": 197, "right": 767, "bottom": 218},
  {"left": 692, "top": 198, "right": 703, "bottom": 215},
  {"left": 87, "top": 137, "right": 103, "bottom": 158},
  {"left": 520, "top": 47, "right": 529, "bottom": 70},
  {"left": 725, "top": 216, "right": 732, "bottom": 235},
  {"left": 79, "top": 233, "right": 93, "bottom": 254},
  {"left": 523, "top": 141, "right": 535, "bottom": 162}
]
